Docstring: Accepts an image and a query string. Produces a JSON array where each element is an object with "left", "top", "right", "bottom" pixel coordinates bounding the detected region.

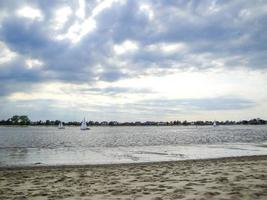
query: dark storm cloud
[{"left": 0, "top": 0, "right": 267, "bottom": 97}]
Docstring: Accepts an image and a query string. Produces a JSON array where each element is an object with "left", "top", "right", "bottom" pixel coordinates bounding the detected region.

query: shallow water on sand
[{"left": 0, "top": 125, "right": 267, "bottom": 166}]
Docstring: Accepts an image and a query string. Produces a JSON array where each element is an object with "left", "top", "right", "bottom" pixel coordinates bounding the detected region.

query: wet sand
[{"left": 0, "top": 156, "right": 267, "bottom": 200}]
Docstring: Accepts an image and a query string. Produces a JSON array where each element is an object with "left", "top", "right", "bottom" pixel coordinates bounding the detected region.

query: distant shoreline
[
  {"left": 1, "top": 124, "right": 267, "bottom": 127},
  {"left": 1, "top": 116, "right": 267, "bottom": 126}
]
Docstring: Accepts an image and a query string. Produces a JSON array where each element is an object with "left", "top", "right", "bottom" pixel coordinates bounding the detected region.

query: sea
[{"left": 0, "top": 125, "right": 267, "bottom": 167}]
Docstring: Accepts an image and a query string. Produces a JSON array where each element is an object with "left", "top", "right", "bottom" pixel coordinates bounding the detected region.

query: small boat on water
[
  {"left": 58, "top": 122, "right": 65, "bottom": 129},
  {"left": 81, "top": 118, "right": 90, "bottom": 130},
  {"left": 213, "top": 121, "right": 217, "bottom": 127}
]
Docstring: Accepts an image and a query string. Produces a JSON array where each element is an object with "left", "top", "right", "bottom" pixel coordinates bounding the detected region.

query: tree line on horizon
[{"left": 0, "top": 115, "right": 266, "bottom": 126}]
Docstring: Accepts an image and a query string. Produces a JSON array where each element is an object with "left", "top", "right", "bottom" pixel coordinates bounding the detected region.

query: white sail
[
  {"left": 80, "top": 117, "right": 89, "bottom": 130},
  {"left": 58, "top": 122, "right": 65, "bottom": 129},
  {"left": 213, "top": 121, "right": 217, "bottom": 127}
]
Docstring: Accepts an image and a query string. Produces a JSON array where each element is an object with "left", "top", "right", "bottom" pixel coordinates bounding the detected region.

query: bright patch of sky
[
  {"left": 0, "top": 42, "right": 17, "bottom": 65},
  {"left": 53, "top": 6, "right": 72, "bottom": 30},
  {"left": 113, "top": 40, "right": 139, "bottom": 55},
  {"left": 25, "top": 58, "right": 43, "bottom": 69},
  {"left": 139, "top": 4, "right": 154, "bottom": 20},
  {"left": 0, "top": 0, "right": 267, "bottom": 121},
  {"left": 16, "top": 6, "right": 43, "bottom": 21}
]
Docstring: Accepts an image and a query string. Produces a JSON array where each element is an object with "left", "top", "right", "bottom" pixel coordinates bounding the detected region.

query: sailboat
[
  {"left": 58, "top": 122, "right": 65, "bottom": 129},
  {"left": 213, "top": 121, "right": 217, "bottom": 127},
  {"left": 80, "top": 118, "right": 90, "bottom": 130}
]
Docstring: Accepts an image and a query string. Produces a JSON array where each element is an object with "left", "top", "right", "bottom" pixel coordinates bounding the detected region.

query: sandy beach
[{"left": 0, "top": 156, "right": 266, "bottom": 200}]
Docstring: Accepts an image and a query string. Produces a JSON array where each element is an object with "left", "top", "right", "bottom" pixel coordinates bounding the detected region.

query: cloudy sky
[{"left": 0, "top": 0, "right": 267, "bottom": 122}]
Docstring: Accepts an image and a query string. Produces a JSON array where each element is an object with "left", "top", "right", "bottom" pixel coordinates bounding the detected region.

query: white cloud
[
  {"left": 56, "top": 18, "right": 96, "bottom": 43},
  {"left": 239, "top": 9, "right": 251, "bottom": 18},
  {"left": 147, "top": 42, "right": 187, "bottom": 54},
  {"left": 139, "top": 4, "right": 154, "bottom": 20},
  {"left": 92, "top": 0, "right": 124, "bottom": 17},
  {"left": 53, "top": 6, "right": 72, "bottom": 30},
  {"left": 161, "top": 43, "right": 187, "bottom": 53},
  {"left": 207, "top": 1, "right": 220, "bottom": 14},
  {"left": 76, "top": 0, "right": 86, "bottom": 19},
  {"left": 56, "top": 0, "right": 124, "bottom": 43},
  {"left": 25, "top": 58, "right": 43, "bottom": 69},
  {"left": 114, "top": 40, "right": 139, "bottom": 55},
  {"left": 114, "top": 68, "right": 267, "bottom": 102},
  {"left": 0, "top": 42, "right": 17, "bottom": 65},
  {"left": 16, "top": 6, "right": 43, "bottom": 21}
]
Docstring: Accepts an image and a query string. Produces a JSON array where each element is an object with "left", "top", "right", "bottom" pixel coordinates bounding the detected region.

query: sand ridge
[{"left": 0, "top": 156, "right": 267, "bottom": 199}]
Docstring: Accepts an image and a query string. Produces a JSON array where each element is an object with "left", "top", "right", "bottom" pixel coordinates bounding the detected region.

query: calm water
[{"left": 0, "top": 125, "right": 267, "bottom": 166}]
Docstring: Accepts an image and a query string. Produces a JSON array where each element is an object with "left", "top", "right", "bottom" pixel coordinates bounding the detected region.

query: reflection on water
[
  {"left": 9, "top": 148, "right": 28, "bottom": 159},
  {"left": 0, "top": 125, "right": 267, "bottom": 166},
  {"left": 2, "top": 148, "right": 29, "bottom": 165},
  {"left": 1, "top": 125, "right": 267, "bottom": 148}
]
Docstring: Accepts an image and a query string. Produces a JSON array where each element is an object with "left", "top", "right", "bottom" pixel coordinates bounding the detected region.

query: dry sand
[{"left": 0, "top": 156, "right": 267, "bottom": 200}]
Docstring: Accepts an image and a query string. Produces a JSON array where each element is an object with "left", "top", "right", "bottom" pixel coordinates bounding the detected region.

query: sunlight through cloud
[
  {"left": 54, "top": 6, "right": 72, "bottom": 30},
  {"left": 16, "top": 7, "right": 43, "bottom": 21},
  {"left": 139, "top": 4, "right": 154, "bottom": 20},
  {"left": 114, "top": 40, "right": 139, "bottom": 55},
  {"left": 25, "top": 58, "right": 43, "bottom": 69},
  {"left": 0, "top": 42, "right": 17, "bottom": 65}
]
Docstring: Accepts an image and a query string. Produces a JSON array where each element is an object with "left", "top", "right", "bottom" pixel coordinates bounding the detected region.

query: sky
[{"left": 0, "top": 0, "right": 267, "bottom": 122}]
